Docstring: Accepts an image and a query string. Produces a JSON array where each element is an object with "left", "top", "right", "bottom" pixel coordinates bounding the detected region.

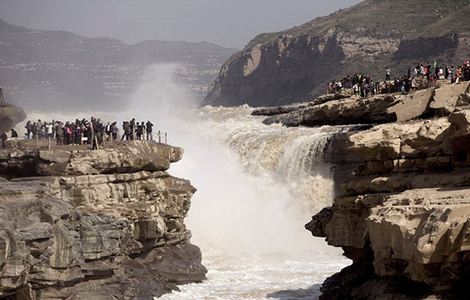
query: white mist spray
[
  {"left": 21, "top": 64, "right": 349, "bottom": 299},
  {"left": 126, "top": 64, "right": 349, "bottom": 299},
  {"left": 124, "top": 64, "right": 335, "bottom": 255}
]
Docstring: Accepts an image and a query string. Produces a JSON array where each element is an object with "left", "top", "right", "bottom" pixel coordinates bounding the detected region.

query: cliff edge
[
  {"left": 0, "top": 140, "right": 206, "bottom": 299},
  {"left": 256, "top": 82, "right": 470, "bottom": 298},
  {"left": 204, "top": 0, "right": 470, "bottom": 107}
]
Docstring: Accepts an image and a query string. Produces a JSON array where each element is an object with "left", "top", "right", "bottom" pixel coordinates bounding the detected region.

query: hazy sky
[{"left": 0, "top": 0, "right": 361, "bottom": 48}]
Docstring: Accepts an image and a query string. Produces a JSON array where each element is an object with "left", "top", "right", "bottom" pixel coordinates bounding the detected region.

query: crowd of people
[
  {"left": 23, "top": 118, "right": 155, "bottom": 148},
  {"left": 327, "top": 73, "right": 379, "bottom": 97},
  {"left": 326, "top": 60, "right": 470, "bottom": 97}
]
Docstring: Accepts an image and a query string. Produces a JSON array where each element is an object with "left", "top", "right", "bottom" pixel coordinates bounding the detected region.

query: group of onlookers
[
  {"left": 23, "top": 118, "right": 155, "bottom": 147},
  {"left": 327, "top": 73, "right": 380, "bottom": 98},
  {"left": 327, "top": 60, "right": 470, "bottom": 97},
  {"left": 120, "top": 119, "right": 154, "bottom": 141},
  {"left": 412, "top": 62, "right": 470, "bottom": 83}
]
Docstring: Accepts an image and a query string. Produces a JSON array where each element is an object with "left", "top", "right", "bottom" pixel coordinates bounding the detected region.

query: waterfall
[
  {"left": 160, "top": 104, "right": 350, "bottom": 300},
  {"left": 21, "top": 65, "right": 351, "bottom": 300}
]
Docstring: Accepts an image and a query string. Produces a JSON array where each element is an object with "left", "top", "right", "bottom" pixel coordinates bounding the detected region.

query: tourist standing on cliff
[
  {"left": 56, "top": 122, "right": 64, "bottom": 145},
  {"left": 111, "top": 122, "right": 118, "bottom": 141},
  {"left": 25, "top": 121, "right": 32, "bottom": 139},
  {"left": 10, "top": 128, "right": 18, "bottom": 138},
  {"left": 46, "top": 122, "right": 53, "bottom": 139},
  {"left": 121, "top": 121, "right": 130, "bottom": 141},
  {"left": 130, "top": 118, "right": 136, "bottom": 140},
  {"left": 36, "top": 120, "right": 43, "bottom": 139},
  {"left": 136, "top": 122, "right": 143, "bottom": 140},
  {"left": 385, "top": 67, "right": 391, "bottom": 81},
  {"left": 463, "top": 61, "right": 470, "bottom": 81},
  {"left": 146, "top": 121, "right": 154, "bottom": 141}
]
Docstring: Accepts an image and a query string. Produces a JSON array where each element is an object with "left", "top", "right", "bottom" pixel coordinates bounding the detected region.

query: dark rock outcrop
[
  {"left": 204, "top": 0, "right": 470, "bottom": 107},
  {"left": 0, "top": 141, "right": 206, "bottom": 299}
]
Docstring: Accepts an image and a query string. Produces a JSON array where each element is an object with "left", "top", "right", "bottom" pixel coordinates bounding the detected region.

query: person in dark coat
[
  {"left": 10, "top": 128, "right": 18, "bottom": 138},
  {"left": 146, "top": 121, "right": 154, "bottom": 141}
]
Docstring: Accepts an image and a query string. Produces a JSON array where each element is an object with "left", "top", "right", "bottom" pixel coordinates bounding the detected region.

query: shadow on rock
[{"left": 266, "top": 284, "right": 321, "bottom": 300}]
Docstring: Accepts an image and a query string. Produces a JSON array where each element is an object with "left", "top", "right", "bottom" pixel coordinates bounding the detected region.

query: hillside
[
  {"left": 204, "top": 0, "right": 470, "bottom": 107},
  {"left": 0, "top": 19, "right": 237, "bottom": 111}
]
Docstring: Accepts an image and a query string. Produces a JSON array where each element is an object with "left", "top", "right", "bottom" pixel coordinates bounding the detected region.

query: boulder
[
  {"left": 262, "top": 88, "right": 440, "bottom": 127},
  {"left": 387, "top": 88, "right": 434, "bottom": 122},
  {"left": 429, "top": 81, "right": 470, "bottom": 115},
  {"left": 264, "top": 94, "right": 398, "bottom": 127}
]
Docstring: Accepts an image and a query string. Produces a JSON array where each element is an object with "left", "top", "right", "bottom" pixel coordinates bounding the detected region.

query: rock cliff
[
  {"left": 204, "top": 0, "right": 470, "bottom": 107},
  {"left": 308, "top": 111, "right": 470, "bottom": 299},
  {"left": 255, "top": 81, "right": 470, "bottom": 127},
  {"left": 255, "top": 82, "right": 470, "bottom": 298},
  {"left": 0, "top": 141, "right": 206, "bottom": 299}
]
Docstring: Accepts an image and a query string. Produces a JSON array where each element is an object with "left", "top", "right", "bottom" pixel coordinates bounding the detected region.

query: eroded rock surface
[
  {"left": 306, "top": 109, "right": 470, "bottom": 299},
  {"left": 256, "top": 82, "right": 470, "bottom": 127},
  {"left": 0, "top": 141, "right": 206, "bottom": 299}
]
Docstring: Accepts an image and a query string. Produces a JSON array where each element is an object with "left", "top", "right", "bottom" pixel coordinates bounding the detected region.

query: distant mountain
[
  {"left": 204, "top": 0, "right": 470, "bottom": 107},
  {"left": 0, "top": 18, "right": 237, "bottom": 111}
]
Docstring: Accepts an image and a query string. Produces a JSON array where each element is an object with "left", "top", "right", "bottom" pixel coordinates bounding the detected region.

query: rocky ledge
[
  {"left": 290, "top": 86, "right": 470, "bottom": 299},
  {"left": 254, "top": 81, "right": 470, "bottom": 127},
  {"left": 256, "top": 82, "right": 470, "bottom": 298},
  {"left": 0, "top": 141, "right": 206, "bottom": 299}
]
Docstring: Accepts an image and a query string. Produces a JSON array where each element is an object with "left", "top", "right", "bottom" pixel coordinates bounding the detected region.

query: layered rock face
[
  {"left": 0, "top": 141, "right": 206, "bottom": 299},
  {"left": 308, "top": 108, "right": 470, "bottom": 298},
  {"left": 204, "top": 0, "right": 470, "bottom": 107},
  {"left": 255, "top": 82, "right": 470, "bottom": 297},
  {"left": 254, "top": 81, "right": 470, "bottom": 127}
]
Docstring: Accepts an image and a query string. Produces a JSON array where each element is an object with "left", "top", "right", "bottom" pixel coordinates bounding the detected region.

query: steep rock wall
[
  {"left": 307, "top": 110, "right": 470, "bottom": 299},
  {"left": 0, "top": 141, "right": 206, "bottom": 299}
]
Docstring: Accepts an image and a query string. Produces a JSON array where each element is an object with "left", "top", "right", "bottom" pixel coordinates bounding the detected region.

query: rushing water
[
  {"left": 159, "top": 105, "right": 350, "bottom": 300},
  {"left": 22, "top": 65, "right": 351, "bottom": 300}
]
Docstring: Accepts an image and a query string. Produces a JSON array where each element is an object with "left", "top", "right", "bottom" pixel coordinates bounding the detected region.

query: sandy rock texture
[
  {"left": 0, "top": 141, "right": 206, "bottom": 299},
  {"left": 255, "top": 82, "right": 470, "bottom": 127},
  {"left": 305, "top": 108, "right": 470, "bottom": 299}
]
